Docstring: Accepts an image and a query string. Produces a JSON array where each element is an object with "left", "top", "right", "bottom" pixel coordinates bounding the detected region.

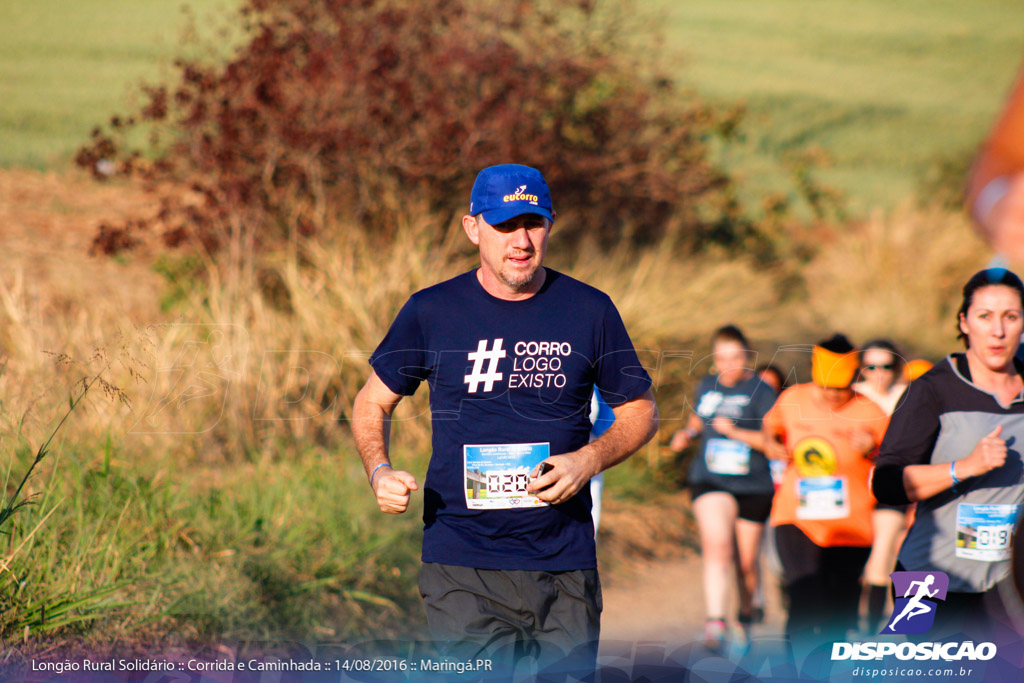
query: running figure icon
[
  {"left": 887, "top": 574, "right": 939, "bottom": 631},
  {"left": 883, "top": 571, "right": 949, "bottom": 634}
]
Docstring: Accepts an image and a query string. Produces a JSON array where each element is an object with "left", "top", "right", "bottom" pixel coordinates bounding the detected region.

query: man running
[
  {"left": 887, "top": 574, "right": 940, "bottom": 632},
  {"left": 352, "top": 164, "right": 658, "bottom": 676}
]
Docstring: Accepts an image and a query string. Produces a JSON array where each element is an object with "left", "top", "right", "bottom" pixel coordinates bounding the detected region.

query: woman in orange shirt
[{"left": 763, "top": 334, "right": 889, "bottom": 651}]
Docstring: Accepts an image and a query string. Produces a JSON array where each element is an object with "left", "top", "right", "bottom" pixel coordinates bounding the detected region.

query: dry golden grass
[
  {"left": 564, "top": 205, "right": 996, "bottom": 364},
  {"left": 193, "top": 202, "right": 478, "bottom": 453},
  {"left": 561, "top": 240, "right": 804, "bottom": 352},
  {"left": 799, "top": 204, "right": 992, "bottom": 357},
  {"left": 0, "top": 170, "right": 159, "bottom": 452},
  {"left": 0, "top": 170, "right": 161, "bottom": 319},
  {"left": 0, "top": 168, "right": 1007, "bottom": 461}
]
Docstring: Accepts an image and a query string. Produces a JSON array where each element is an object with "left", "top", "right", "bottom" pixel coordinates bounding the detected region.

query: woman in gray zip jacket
[{"left": 873, "top": 268, "right": 1024, "bottom": 639}]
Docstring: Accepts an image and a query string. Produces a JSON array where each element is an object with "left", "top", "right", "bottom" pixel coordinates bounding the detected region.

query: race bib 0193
[
  {"left": 464, "top": 442, "right": 551, "bottom": 510},
  {"left": 955, "top": 503, "right": 1020, "bottom": 562}
]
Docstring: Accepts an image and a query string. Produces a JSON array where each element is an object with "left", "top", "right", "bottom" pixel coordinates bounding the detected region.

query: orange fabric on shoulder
[{"left": 904, "top": 359, "right": 934, "bottom": 382}]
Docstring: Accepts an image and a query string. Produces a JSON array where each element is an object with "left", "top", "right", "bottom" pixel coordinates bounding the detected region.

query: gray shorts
[{"left": 418, "top": 562, "right": 602, "bottom": 678}]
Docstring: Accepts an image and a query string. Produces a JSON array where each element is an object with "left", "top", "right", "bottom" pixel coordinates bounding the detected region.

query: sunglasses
[{"left": 863, "top": 363, "right": 896, "bottom": 371}]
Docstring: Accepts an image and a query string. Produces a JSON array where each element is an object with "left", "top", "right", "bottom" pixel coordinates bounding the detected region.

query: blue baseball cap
[{"left": 469, "top": 164, "right": 554, "bottom": 225}]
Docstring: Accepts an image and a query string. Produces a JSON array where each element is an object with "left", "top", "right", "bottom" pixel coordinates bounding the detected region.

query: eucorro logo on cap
[
  {"left": 503, "top": 184, "right": 539, "bottom": 204},
  {"left": 469, "top": 165, "right": 553, "bottom": 224}
]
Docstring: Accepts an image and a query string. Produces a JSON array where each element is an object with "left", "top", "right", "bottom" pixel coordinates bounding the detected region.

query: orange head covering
[
  {"left": 904, "top": 359, "right": 934, "bottom": 382},
  {"left": 811, "top": 345, "right": 859, "bottom": 388}
]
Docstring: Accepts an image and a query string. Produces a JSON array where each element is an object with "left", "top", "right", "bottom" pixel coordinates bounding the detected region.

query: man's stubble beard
[{"left": 499, "top": 264, "right": 538, "bottom": 291}]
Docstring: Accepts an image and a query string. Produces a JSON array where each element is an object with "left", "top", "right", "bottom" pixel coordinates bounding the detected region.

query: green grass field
[
  {"left": 653, "top": 0, "right": 1024, "bottom": 212},
  {"left": 1, "top": 436, "right": 426, "bottom": 644},
  {"left": 3, "top": 0, "right": 1023, "bottom": 211},
  {"left": 0, "top": 0, "right": 237, "bottom": 169}
]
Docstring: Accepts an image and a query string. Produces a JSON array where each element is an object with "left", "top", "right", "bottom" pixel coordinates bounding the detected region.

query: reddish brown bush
[{"left": 78, "top": 0, "right": 746, "bottom": 254}]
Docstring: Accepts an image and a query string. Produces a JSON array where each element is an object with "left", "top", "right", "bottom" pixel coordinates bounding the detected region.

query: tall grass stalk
[{"left": 0, "top": 359, "right": 115, "bottom": 534}]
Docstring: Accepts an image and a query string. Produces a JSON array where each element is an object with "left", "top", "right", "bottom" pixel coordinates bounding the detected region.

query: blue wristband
[
  {"left": 370, "top": 462, "right": 392, "bottom": 489},
  {"left": 950, "top": 461, "right": 962, "bottom": 491}
]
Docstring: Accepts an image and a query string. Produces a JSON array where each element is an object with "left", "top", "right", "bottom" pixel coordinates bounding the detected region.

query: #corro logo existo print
[{"left": 831, "top": 571, "right": 997, "bottom": 663}]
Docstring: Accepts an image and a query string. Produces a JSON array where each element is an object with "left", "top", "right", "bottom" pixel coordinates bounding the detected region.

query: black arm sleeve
[{"left": 871, "top": 379, "right": 942, "bottom": 505}]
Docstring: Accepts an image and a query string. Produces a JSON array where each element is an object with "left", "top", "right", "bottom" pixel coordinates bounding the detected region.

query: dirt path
[
  {"left": 600, "top": 548, "right": 785, "bottom": 647},
  {"left": 596, "top": 494, "right": 787, "bottom": 655}
]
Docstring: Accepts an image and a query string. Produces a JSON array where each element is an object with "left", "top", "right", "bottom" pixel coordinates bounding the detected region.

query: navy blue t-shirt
[{"left": 369, "top": 269, "right": 652, "bottom": 570}]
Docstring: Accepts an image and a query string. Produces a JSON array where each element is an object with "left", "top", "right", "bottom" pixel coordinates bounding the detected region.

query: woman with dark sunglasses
[
  {"left": 853, "top": 339, "right": 912, "bottom": 634},
  {"left": 854, "top": 340, "right": 908, "bottom": 414}
]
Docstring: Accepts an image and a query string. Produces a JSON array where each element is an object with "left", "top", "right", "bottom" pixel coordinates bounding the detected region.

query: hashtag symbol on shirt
[{"left": 464, "top": 339, "right": 506, "bottom": 393}]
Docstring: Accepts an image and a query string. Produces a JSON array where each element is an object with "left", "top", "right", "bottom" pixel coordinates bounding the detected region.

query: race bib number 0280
[{"left": 464, "top": 443, "right": 551, "bottom": 510}]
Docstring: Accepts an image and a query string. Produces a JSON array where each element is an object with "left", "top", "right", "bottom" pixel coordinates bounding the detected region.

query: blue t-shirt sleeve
[
  {"left": 369, "top": 296, "right": 432, "bottom": 396},
  {"left": 592, "top": 300, "right": 652, "bottom": 407},
  {"left": 590, "top": 388, "right": 616, "bottom": 438}
]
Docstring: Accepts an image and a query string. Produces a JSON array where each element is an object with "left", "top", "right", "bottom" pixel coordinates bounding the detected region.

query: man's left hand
[{"left": 526, "top": 452, "right": 598, "bottom": 505}]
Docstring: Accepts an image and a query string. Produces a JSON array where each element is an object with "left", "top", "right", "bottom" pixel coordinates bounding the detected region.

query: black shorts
[
  {"left": 690, "top": 483, "right": 773, "bottom": 523},
  {"left": 774, "top": 524, "right": 870, "bottom": 644},
  {"left": 874, "top": 501, "right": 911, "bottom": 513},
  {"left": 418, "top": 562, "right": 600, "bottom": 677}
]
